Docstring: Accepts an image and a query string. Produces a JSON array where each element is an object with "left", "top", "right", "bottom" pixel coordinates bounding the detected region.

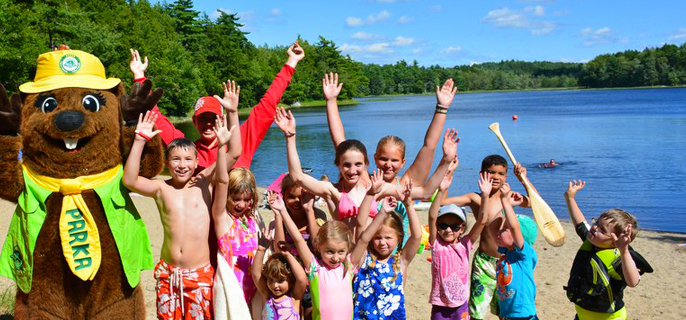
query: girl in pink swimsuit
[
  {"left": 212, "top": 167, "right": 260, "bottom": 304},
  {"left": 273, "top": 107, "right": 400, "bottom": 236}
]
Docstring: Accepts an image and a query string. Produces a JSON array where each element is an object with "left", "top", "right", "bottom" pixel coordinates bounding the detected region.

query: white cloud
[
  {"left": 482, "top": 6, "right": 556, "bottom": 35},
  {"left": 367, "top": 43, "right": 393, "bottom": 53},
  {"left": 341, "top": 42, "right": 395, "bottom": 54},
  {"left": 669, "top": 28, "right": 686, "bottom": 41},
  {"left": 393, "top": 36, "right": 415, "bottom": 46},
  {"left": 346, "top": 10, "right": 391, "bottom": 27},
  {"left": 525, "top": 5, "right": 545, "bottom": 16},
  {"left": 442, "top": 46, "right": 463, "bottom": 54},
  {"left": 413, "top": 48, "right": 423, "bottom": 54},
  {"left": 351, "top": 32, "right": 377, "bottom": 40},
  {"left": 366, "top": 10, "right": 391, "bottom": 24},
  {"left": 340, "top": 44, "right": 362, "bottom": 52},
  {"left": 270, "top": 8, "right": 281, "bottom": 16},
  {"left": 398, "top": 15, "right": 413, "bottom": 24},
  {"left": 346, "top": 17, "right": 364, "bottom": 27},
  {"left": 580, "top": 27, "right": 628, "bottom": 46},
  {"left": 429, "top": 5, "right": 443, "bottom": 12}
]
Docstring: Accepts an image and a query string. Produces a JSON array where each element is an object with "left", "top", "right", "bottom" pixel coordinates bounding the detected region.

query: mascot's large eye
[
  {"left": 82, "top": 94, "right": 105, "bottom": 112},
  {"left": 37, "top": 96, "right": 58, "bottom": 113}
]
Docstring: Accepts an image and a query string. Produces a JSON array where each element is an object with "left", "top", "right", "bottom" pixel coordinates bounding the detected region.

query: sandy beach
[{"left": 1, "top": 192, "right": 685, "bottom": 319}]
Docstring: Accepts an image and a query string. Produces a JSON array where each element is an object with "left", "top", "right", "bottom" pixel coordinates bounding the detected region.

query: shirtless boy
[
  {"left": 441, "top": 155, "right": 531, "bottom": 320},
  {"left": 123, "top": 81, "right": 241, "bottom": 319}
]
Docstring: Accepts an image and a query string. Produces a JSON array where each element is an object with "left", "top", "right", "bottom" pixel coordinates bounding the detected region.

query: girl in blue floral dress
[{"left": 351, "top": 170, "right": 423, "bottom": 320}]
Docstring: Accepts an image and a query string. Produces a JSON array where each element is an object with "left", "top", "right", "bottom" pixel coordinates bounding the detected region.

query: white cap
[{"left": 437, "top": 204, "right": 466, "bottom": 222}]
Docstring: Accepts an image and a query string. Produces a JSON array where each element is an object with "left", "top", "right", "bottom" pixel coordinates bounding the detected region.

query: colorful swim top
[
  {"left": 218, "top": 215, "right": 259, "bottom": 302},
  {"left": 353, "top": 252, "right": 405, "bottom": 320},
  {"left": 307, "top": 255, "right": 356, "bottom": 320},
  {"left": 430, "top": 236, "right": 473, "bottom": 307},
  {"left": 337, "top": 191, "right": 378, "bottom": 220},
  {"left": 262, "top": 295, "right": 299, "bottom": 320}
]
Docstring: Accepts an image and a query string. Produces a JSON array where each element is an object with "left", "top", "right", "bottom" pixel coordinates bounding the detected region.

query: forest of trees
[{"left": 2, "top": 0, "right": 686, "bottom": 116}]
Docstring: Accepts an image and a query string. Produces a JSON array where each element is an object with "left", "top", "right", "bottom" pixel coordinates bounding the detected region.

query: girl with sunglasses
[{"left": 427, "top": 170, "right": 493, "bottom": 320}]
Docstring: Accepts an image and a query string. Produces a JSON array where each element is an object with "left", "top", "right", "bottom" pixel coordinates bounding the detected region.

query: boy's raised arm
[
  {"left": 513, "top": 163, "right": 532, "bottom": 208},
  {"left": 612, "top": 225, "right": 641, "bottom": 287},
  {"left": 469, "top": 172, "right": 493, "bottom": 244},
  {"left": 123, "top": 111, "right": 163, "bottom": 197},
  {"left": 500, "top": 183, "right": 525, "bottom": 249},
  {"left": 564, "top": 180, "right": 587, "bottom": 226},
  {"left": 404, "top": 79, "right": 457, "bottom": 184},
  {"left": 323, "top": 72, "right": 346, "bottom": 149},
  {"left": 275, "top": 108, "right": 339, "bottom": 199}
]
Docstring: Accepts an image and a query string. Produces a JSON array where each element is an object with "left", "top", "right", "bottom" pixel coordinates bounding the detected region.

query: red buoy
[{"left": 512, "top": 115, "right": 518, "bottom": 121}]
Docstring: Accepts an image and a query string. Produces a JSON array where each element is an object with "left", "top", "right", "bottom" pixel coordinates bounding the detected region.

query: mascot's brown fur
[{"left": 0, "top": 50, "right": 164, "bottom": 319}]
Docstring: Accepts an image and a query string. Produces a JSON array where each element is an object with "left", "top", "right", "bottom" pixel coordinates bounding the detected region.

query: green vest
[{"left": 0, "top": 167, "right": 154, "bottom": 293}]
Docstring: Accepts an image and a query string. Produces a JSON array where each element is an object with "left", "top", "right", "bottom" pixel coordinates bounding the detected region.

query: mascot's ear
[{"left": 109, "top": 82, "right": 127, "bottom": 99}]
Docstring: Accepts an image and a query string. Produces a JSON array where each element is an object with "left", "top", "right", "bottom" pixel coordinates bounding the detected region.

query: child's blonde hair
[
  {"left": 226, "top": 168, "right": 258, "bottom": 218},
  {"left": 313, "top": 221, "right": 353, "bottom": 256},
  {"left": 598, "top": 208, "right": 638, "bottom": 241},
  {"left": 376, "top": 135, "right": 406, "bottom": 159},
  {"left": 368, "top": 212, "right": 404, "bottom": 283},
  {"left": 261, "top": 252, "right": 295, "bottom": 293}
]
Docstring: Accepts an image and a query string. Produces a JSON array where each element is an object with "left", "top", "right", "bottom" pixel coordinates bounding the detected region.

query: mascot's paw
[
  {"left": 121, "top": 80, "right": 163, "bottom": 126},
  {"left": 0, "top": 83, "right": 21, "bottom": 136}
]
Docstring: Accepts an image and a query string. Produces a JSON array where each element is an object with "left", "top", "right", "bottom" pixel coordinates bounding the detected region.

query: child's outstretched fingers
[
  {"left": 500, "top": 182, "right": 512, "bottom": 199},
  {"left": 439, "top": 172, "right": 453, "bottom": 191},
  {"left": 478, "top": 171, "right": 493, "bottom": 195}
]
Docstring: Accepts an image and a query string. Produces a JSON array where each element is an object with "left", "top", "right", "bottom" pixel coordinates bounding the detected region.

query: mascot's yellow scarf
[{"left": 23, "top": 164, "right": 121, "bottom": 281}]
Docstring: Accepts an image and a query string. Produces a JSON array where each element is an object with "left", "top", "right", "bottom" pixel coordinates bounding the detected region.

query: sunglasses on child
[{"left": 437, "top": 222, "right": 463, "bottom": 231}]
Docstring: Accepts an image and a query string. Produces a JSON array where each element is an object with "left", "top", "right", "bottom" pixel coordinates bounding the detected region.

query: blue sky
[{"left": 187, "top": 0, "right": 686, "bottom": 67}]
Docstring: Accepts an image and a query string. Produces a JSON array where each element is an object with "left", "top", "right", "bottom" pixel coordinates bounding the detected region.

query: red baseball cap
[{"left": 192, "top": 96, "right": 223, "bottom": 119}]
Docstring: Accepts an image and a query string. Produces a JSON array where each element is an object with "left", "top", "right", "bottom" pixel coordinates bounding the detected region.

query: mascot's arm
[
  {"left": 0, "top": 84, "right": 24, "bottom": 202},
  {"left": 121, "top": 80, "right": 165, "bottom": 178}
]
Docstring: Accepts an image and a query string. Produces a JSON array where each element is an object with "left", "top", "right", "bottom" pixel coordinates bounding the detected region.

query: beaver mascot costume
[{"left": 0, "top": 47, "right": 164, "bottom": 319}]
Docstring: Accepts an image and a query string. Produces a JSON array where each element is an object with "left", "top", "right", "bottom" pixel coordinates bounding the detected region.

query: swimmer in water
[{"left": 540, "top": 159, "right": 558, "bottom": 168}]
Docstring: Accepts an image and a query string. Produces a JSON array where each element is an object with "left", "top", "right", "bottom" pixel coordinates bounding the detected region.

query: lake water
[{"left": 193, "top": 88, "right": 686, "bottom": 233}]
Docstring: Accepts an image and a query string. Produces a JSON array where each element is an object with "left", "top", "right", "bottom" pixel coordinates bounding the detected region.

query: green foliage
[{"left": 1, "top": 0, "right": 684, "bottom": 116}]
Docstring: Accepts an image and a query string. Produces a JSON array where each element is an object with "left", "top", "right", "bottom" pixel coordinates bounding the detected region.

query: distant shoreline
[{"left": 166, "top": 85, "right": 685, "bottom": 122}]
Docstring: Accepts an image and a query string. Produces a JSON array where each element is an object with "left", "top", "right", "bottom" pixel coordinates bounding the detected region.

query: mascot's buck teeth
[{"left": 64, "top": 138, "right": 78, "bottom": 150}]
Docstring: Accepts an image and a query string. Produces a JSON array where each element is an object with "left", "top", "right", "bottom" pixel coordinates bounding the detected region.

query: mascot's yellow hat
[{"left": 19, "top": 49, "right": 121, "bottom": 93}]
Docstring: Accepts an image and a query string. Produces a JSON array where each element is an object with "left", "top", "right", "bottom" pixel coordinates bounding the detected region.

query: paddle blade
[
  {"left": 489, "top": 122, "right": 500, "bottom": 134},
  {"left": 527, "top": 187, "right": 566, "bottom": 247}
]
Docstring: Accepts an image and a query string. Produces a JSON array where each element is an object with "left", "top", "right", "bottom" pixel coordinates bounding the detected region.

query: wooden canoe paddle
[{"left": 488, "top": 122, "right": 566, "bottom": 247}]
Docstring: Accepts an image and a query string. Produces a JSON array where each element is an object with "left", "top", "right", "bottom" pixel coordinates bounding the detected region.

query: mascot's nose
[{"left": 54, "top": 111, "right": 85, "bottom": 132}]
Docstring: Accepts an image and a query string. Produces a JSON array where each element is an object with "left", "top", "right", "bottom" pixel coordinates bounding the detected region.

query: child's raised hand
[
  {"left": 213, "top": 115, "right": 236, "bottom": 146},
  {"left": 611, "top": 224, "right": 633, "bottom": 251},
  {"left": 268, "top": 190, "right": 286, "bottom": 213},
  {"left": 514, "top": 163, "right": 527, "bottom": 181},
  {"left": 439, "top": 171, "right": 454, "bottom": 191},
  {"left": 286, "top": 41, "right": 305, "bottom": 65},
  {"left": 442, "top": 128, "right": 460, "bottom": 162},
  {"left": 499, "top": 182, "right": 512, "bottom": 200},
  {"left": 367, "top": 169, "right": 385, "bottom": 195},
  {"left": 276, "top": 241, "right": 293, "bottom": 253},
  {"left": 402, "top": 179, "right": 413, "bottom": 204},
  {"left": 322, "top": 72, "right": 343, "bottom": 101},
  {"left": 257, "top": 228, "right": 273, "bottom": 250},
  {"left": 134, "top": 111, "right": 162, "bottom": 142},
  {"left": 213, "top": 79, "right": 240, "bottom": 113},
  {"left": 565, "top": 180, "right": 586, "bottom": 198},
  {"left": 436, "top": 78, "right": 458, "bottom": 108},
  {"left": 478, "top": 171, "right": 493, "bottom": 195},
  {"left": 508, "top": 191, "right": 525, "bottom": 206},
  {"left": 448, "top": 157, "right": 459, "bottom": 173},
  {"left": 129, "top": 49, "right": 148, "bottom": 79},
  {"left": 274, "top": 107, "right": 296, "bottom": 137},
  {"left": 380, "top": 196, "right": 397, "bottom": 213}
]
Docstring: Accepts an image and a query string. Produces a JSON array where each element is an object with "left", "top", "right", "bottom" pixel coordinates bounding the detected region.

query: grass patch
[{"left": 0, "top": 286, "right": 14, "bottom": 316}]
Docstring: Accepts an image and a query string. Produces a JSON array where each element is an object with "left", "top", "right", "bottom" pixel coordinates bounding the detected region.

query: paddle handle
[{"left": 488, "top": 122, "right": 518, "bottom": 165}]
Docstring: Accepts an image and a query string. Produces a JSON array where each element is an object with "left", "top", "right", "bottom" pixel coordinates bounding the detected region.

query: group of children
[{"left": 122, "top": 41, "right": 650, "bottom": 320}]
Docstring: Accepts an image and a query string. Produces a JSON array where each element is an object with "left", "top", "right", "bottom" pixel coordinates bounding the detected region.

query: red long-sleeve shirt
[{"left": 136, "top": 64, "right": 294, "bottom": 170}]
